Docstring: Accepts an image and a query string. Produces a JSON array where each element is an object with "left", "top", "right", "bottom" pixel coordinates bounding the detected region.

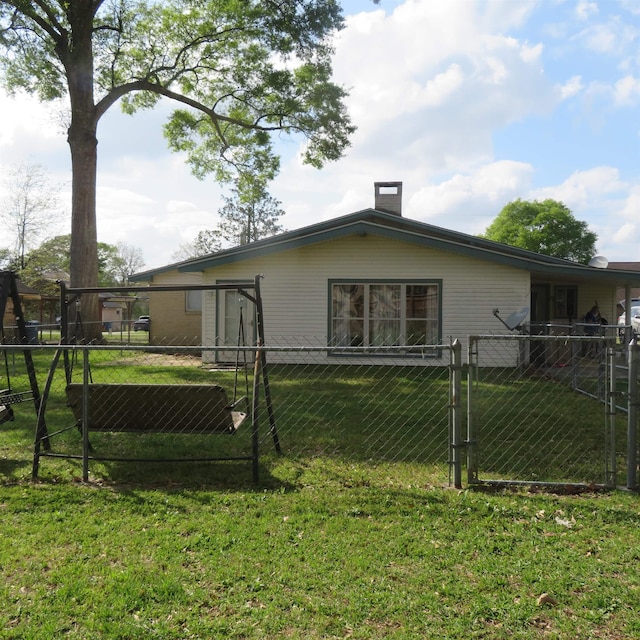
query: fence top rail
[
  {"left": 470, "top": 334, "right": 616, "bottom": 342},
  {"left": 61, "top": 281, "right": 259, "bottom": 295},
  {"left": 0, "top": 343, "right": 451, "bottom": 354}
]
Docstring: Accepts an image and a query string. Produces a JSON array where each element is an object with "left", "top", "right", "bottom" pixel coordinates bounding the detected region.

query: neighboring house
[{"left": 130, "top": 182, "right": 640, "bottom": 365}]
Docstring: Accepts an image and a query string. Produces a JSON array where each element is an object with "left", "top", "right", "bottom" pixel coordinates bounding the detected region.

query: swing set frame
[
  {"left": 0, "top": 271, "right": 45, "bottom": 434},
  {"left": 32, "top": 275, "right": 279, "bottom": 482}
]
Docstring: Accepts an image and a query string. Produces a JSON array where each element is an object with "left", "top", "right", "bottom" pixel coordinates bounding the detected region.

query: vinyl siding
[{"left": 201, "top": 233, "right": 530, "bottom": 365}]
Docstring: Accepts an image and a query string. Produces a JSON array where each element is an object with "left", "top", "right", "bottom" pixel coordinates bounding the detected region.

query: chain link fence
[
  {"left": 2, "top": 343, "right": 454, "bottom": 483},
  {"left": 2, "top": 335, "right": 638, "bottom": 488}
]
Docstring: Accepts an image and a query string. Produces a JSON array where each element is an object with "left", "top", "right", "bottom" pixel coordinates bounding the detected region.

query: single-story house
[{"left": 130, "top": 182, "right": 640, "bottom": 365}]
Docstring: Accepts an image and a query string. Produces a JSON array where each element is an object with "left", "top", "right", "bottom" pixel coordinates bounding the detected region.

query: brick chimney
[{"left": 374, "top": 181, "right": 402, "bottom": 216}]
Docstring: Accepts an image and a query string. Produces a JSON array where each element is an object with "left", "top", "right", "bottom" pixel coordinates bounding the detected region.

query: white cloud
[
  {"left": 0, "top": 92, "right": 65, "bottom": 147},
  {"left": 576, "top": 17, "right": 639, "bottom": 56},
  {"left": 619, "top": 185, "right": 640, "bottom": 221},
  {"left": 613, "top": 75, "right": 640, "bottom": 106},
  {"left": 558, "top": 75, "right": 584, "bottom": 99},
  {"left": 575, "top": 2, "right": 599, "bottom": 21},
  {"left": 530, "top": 168, "right": 638, "bottom": 259},
  {"left": 531, "top": 167, "right": 624, "bottom": 206},
  {"left": 408, "top": 161, "right": 534, "bottom": 234}
]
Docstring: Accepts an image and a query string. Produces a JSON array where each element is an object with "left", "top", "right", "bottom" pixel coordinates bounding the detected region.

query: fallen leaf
[{"left": 537, "top": 593, "right": 557, "bottom": 606}]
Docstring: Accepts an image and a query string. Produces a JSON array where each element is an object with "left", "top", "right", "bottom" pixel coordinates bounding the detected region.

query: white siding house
[{"left": 131, "top": 183, "right": 640, "bottom": 366}]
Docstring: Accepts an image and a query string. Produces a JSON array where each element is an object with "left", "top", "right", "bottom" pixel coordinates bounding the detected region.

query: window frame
[
  {"left": 327, "top": 279, "right": 442, "bottom": 357},
  {"left": 553, "top": 285, "right": 578, "bottom": 320},
  {"left": 185, "top": 289, "right": 203, "bottom": 313}
]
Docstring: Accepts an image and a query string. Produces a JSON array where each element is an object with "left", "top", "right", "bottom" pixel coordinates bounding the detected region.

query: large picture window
[{"left": 330, "top": 281, "right": 440, "bottom": 354}]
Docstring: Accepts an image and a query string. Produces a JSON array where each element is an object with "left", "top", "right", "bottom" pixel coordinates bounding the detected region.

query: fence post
[
  {"left": 450, "top": 339, "right": 463, "bottom": 489},
  {"left": 606, "top": 346, "right": 617, "bottom": 488},
  {"left": 81, "top": 348, "right": 90, "bottom": 483},
  {"left": 466, "top": 337, "right": 478, "bottom": 484},
  {"left": 627, "top": 337, "right": 639, "bottom": 491}
]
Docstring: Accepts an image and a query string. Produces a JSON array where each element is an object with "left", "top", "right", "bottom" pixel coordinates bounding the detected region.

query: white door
[{"left": 218, "top": 289, "right": 255, "bottom": 363}]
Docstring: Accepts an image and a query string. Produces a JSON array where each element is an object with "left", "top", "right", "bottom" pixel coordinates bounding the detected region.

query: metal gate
[{"left": 464, "top": 334, "right": 639, "bottom": 489}]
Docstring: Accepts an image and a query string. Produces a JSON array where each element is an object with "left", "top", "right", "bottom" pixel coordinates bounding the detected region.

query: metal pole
[
  {"left": 82, "top": 349, "right": 90, "bottom": 482},
  {"left": 450, "top": 339, "right": 463, "bottom": 489},
  {"left": 466, "top": 337, "right": 478, "bottom": 484},
  {"left": 254, "top": 275, "right": 280, "bottom": 453},
  {"left": 627, "top": 337, "right": 639, "bottom": 490},
  {"left": 606, "top": 346, "right": 617, "bottom": 488},
  {"left": 251, "top": 338, "right": 261, "bottom": 483}
]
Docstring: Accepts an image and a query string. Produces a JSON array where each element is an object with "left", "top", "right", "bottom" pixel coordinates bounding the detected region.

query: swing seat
[{"left": 65, "top": 383, "right": 248, "bottom": 435}]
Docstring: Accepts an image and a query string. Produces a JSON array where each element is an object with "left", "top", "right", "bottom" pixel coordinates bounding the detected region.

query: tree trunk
[
  {"left": 67, "top": 121, "right": 101, "bottom": 341},
  {"left": 65, "top": 2, "right": 101, "bottom": 342}
]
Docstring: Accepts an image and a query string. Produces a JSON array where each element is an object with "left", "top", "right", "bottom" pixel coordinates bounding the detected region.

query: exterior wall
[
  {"left": 577, "top": 285, "right": 618, "bottom": 328},
  {"left": 147, "top": 270, "right": 203, "bottom": 345},
  {"left": 200, "top": 234, "right": 530, "bottom": 366}
]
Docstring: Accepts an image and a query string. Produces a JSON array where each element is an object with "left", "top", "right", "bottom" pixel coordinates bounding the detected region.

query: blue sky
[{"left": 0, "top": 0, "right": 638, "bottom": 269}]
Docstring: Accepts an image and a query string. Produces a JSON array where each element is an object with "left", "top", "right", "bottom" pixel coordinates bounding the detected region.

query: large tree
[
  {"left": 482, "top": 199, "right": 597, "bottom": 264},
  {"left": 0, "top": 0, "right": 354, "bottom": 339}
]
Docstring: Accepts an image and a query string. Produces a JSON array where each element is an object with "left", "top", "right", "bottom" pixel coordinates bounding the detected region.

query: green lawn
[{"left": 0, "top": 349, "right": 639, "bottom": 638}]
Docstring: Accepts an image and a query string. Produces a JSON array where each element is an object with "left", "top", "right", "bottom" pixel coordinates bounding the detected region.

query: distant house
[
  {"left": 130, "top": 182, "right": 640, "bottom": 364},
  {"left": 99, "top": 293, "right": 131, "bottom": 332}
]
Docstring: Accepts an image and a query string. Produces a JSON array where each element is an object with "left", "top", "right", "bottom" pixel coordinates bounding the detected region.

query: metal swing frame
[
  {"left": 0, "top": 272, "right": 47, "bottom": 440},
  {"left": 32, "top": 275, "right": 279, "bottom": 482}
]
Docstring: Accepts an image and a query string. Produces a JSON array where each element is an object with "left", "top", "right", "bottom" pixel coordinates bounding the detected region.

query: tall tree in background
[
  {"left": 1, "top": 160, "right": 60, "bottom": 269},
  {"left": 172, "top": 230, "right": 222, "bottom": 262},
  {"left": 0, "top": 248, "right": 11, "bottom": 269},
  {"left": 218, "top": 184, "right": 285, "bottom": 246},
  {"left": 482, "top": 199, "right": 597, "bottom": 264},
  {"left": 171, "top": 182, "right": 286, "bottom": 260},
  {"left": 103, "top": 242, "right": 145, "bottom": 286},
  {"left": 0, "top": 1, "right": 354, "bottom": 339}
]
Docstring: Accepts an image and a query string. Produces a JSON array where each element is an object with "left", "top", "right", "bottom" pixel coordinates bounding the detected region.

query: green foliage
[
  {"left": 16, "top": 235, "right": 143, "bottom": 294},
  {"left": 173, "top": 229, "right": 222, "bottom": 261},
  {"left": 0, "top": 247, "right": 11, "bottom": 269},
  {"left": 0, "top": 0, "right": 353, "bottom": 177},
  {"left": 217, "top": 185, "right": 285, "bottom": 246},
  {"left": 482, "top": 199, "right": 598, "bottom": 263}
]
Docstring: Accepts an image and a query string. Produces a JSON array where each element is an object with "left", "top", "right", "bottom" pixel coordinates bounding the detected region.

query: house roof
[
  {"left": 16, "top": 280, "right": 41, "bottom": 300},
  {"left": 130, "top": 209, "right": 640, "bottom": 287}
]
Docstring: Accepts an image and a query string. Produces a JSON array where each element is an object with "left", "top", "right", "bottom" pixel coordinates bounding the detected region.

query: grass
[
  {"left": 1, "top": 467, "right": 639, "bottom": 638},
  {"left": 1, "top": 349, "right": 639, "bottom": 638}
]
